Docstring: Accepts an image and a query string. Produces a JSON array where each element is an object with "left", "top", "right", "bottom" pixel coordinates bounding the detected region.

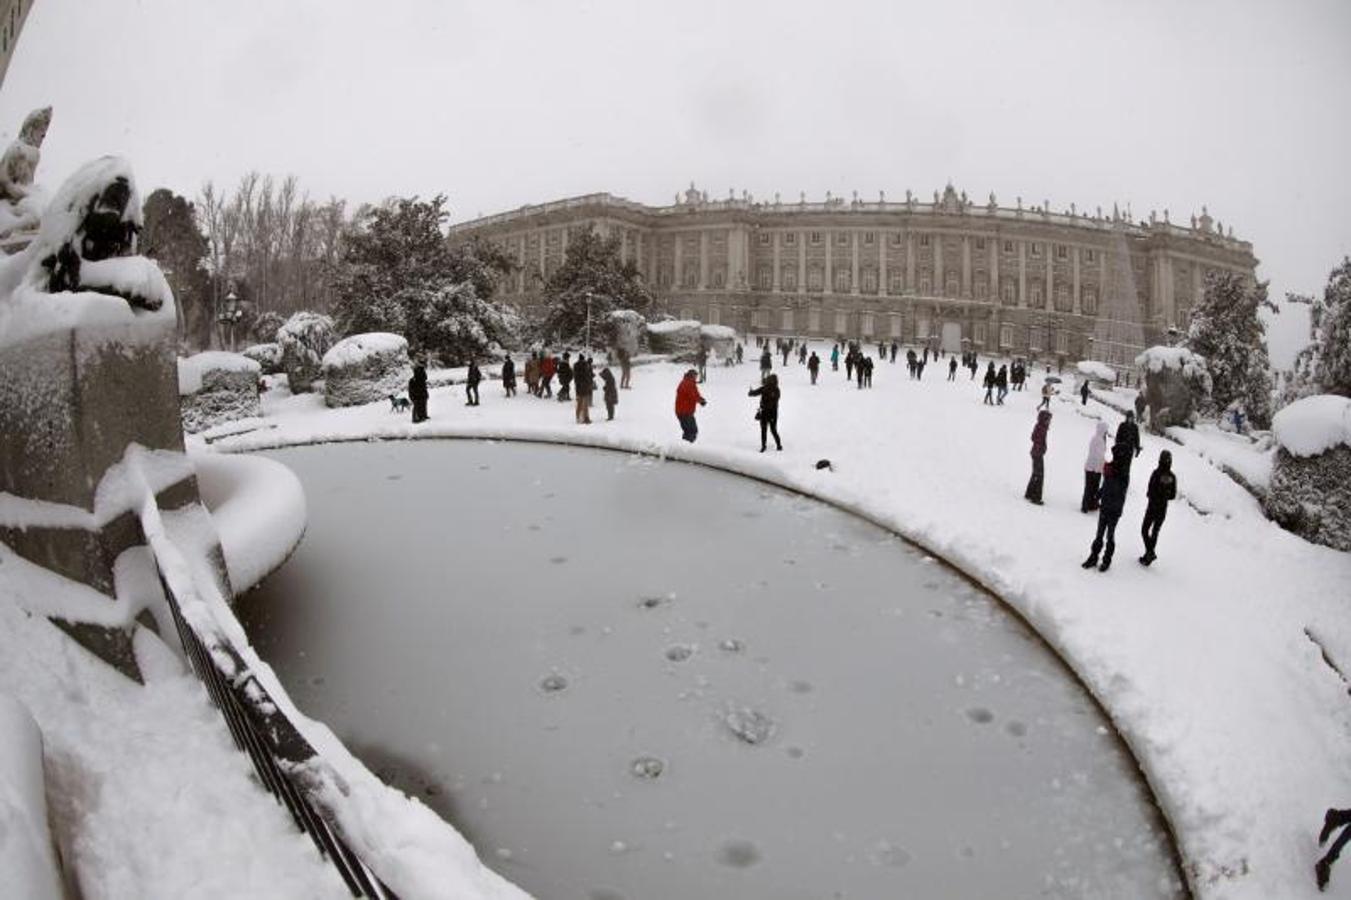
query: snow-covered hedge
[
  {"left": 1264, "top": 395, "right": 1351, "bottom": 551},
  {"left": 1135, "top": 346, "right": 1212, "bottom": 430},
  {"left": 1271, "top": 394, "right": 1351, "bottom": 458},
  {"left": 1075, "top": 359, "right": 1116, "bottom": 384},
  {"left": 177, "top": 352, "right": 262, "bottom": 434},
  {"left": 241, "top": 342, "right": 283, "bottom": 375},
  {"left": 277, "top": 312, "right": 337, "bottom": 394},
  {"left": 321, "top": 332, "right": 411, "bottom": 409},
  {"left": 646, "top": 319, "right": 701, "bottom": 360}
]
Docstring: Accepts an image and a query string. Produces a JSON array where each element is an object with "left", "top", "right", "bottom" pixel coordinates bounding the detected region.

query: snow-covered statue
[
  {"left": 1134, "top": 346, "right": 1212, "bottom": 430},
  {"left": 0, "top": 106, "right": 51, "bottom": 204}
]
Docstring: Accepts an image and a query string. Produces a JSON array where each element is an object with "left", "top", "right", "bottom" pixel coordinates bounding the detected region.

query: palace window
[
  {"left": 944, "top": 272, "right": 960, "bottom": 296},
  {"left": 890, "top": 313, "right": 903, "bottom": 337},
  {"left": 807, "top": 265, "right": 824, "bottom": 291},
  {"left": 889, "top": 272, "right": 905, "bottom": 294},
  {"left": 862, "top": 268, "right": 878, "bottom": 293},
  {"left": 1085, "top": 249, "right": 1096, "bottom": 262},
  {"left": 976, "top": 238, "right": 986, "bottom": 251},
  {"left": 836, "top": 232, "right": 849, "bottom": 246},
  {"left": 1055, "top": 283, "right": 1070, "bottom": 311},
  {"left": 1056, "top": 244, "right": 1068, "bottom": 260},
  {"left": 974, "top": 278, "right": 988, "bottom": 300},
  {"left": 758, "top": 267, "right": 773, "bottom": 290},
  {"left": 1004, "top": 240, "right": 1014, "bottom": 254},
  {"left": 974, "top": 322, "right": 987, "bottom": 346},
  {"left": 1083, "top": 286, "right": 1099, "bottom": 315},
  {"left": 834, "top": 268, "right": 851, "bottom": 293},
  {"left": 919, "top": 272, "right": 932, "bottom": 294},
  {"left": 1029, "top": 283, "right": 1044, "bottom": 307},
  {"left": 808, "top": 307, "right": 821, "bottom": 332},
  {"left": 659, "top": 267, "right": 672, "bottom": 288},
  {"left": 712, "top": 232, "right": 725, "bottom": 246},
  {"left": 1029, "top": 242, "right": 1041, "bottom": 257},
  {"left": 785, "top": 233, "right": 797, "bottom": 246},
  {"left": 861, "top": 312, "right": 875, "bottom": 336},
  {"left": 1029, "top": 326, "right": 1045, "bottom": 352},
  {"left": 810, "top": 232, "right": 822, "bottom": 245},
  {"left": 1000, "top": 323, "right": 1014, "bottom": 349},
  {"left": 708, "top": 307, "right": 721, "bottom": 326},
  {"left": 919, "top": 234, "right": 931, "bottom": 248},
  {"left": 782, "top": 308, "right": 794, "bottom": 331},
  {"left": 835, "top": 311, "right": 849, "bottom": 334},
  {"left": 682, "top": 264, "right": 698, "bottom": 288},
  {"left": 1056, "top": 331, "right": 1069, "bottom": 354},
  {"left": 783, "top": 267, "right": 798, "bottom": 290},
  {"left": 864, "top": 232, "right": 876, "bottom": 245},
  {"left": 711, "top": 269, "right": 725, "bottom": 288},
  {"left": 890, "top": 232, "right": 904, "bottom": 246}
]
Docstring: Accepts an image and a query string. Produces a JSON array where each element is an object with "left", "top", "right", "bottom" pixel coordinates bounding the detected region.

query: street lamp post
[
  {"left": 584, "top": 291, "right": 593, "bottom": 352},
  {"left": 218, "top": 289, "right": 241, "bottom": 351}
]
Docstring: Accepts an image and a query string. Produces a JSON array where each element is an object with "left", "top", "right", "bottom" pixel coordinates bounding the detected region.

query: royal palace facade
[{"left": 448, "top": 184, "right": 1258, "bottom": 367}]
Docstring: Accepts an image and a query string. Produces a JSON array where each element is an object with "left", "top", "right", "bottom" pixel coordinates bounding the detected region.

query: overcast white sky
[{"left": 3, "top": 0, "right": 1348, "bottom": 363}]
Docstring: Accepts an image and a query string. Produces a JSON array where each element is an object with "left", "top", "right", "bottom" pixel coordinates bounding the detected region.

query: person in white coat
[{"left": 1081, "top": 420, "right": 1109, "bottom": 512}]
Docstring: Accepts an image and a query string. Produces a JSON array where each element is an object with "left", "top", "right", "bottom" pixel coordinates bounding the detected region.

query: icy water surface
[{"left": 238, "top": 441, "right": 1185, "bottom": 900}]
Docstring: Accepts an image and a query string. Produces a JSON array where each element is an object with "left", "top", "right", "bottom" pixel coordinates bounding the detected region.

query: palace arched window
[
  {"left": 782, "top": 267, "right": 798, "bottom": 291},
  {"left": 862, "top": 268, "right": 878, "bottom": 293},
  {"left": 807, "top": 265, "right": 824, "bottom": 291}
]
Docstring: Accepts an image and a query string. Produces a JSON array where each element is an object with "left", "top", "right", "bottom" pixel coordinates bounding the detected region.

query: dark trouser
[
  {"left": 621, "top": 366, "right": 631, "bottom": 388},
  {"left": 542, "top": 376, "right": 553, "bottom": 397},
  {"left": 759, "top": 414, "right": 781, "bottom": 450},
  {"left": 984, "top": 386, "right": 993, "bottom": 404},
  {"left": 678, "top": 414, "right": 698, "bottom": 443},
  {"left": 411, "top": 396, "right": 427, "bottom": 422},
  {"left": 504, "top": 381, "right": 515, "bottom": 396},
  {"left": 810, "top": 370, "right": 818, "bottom": 384},
  {"left": 1039, "top": 396, "right": 1051, "bottom": 409},
  {"left": 1319, "top": 810, "right": 1351, "bottom": 888},
  {"left": 466, "top": 383, "right": 479, "bottom": 405},
  {"left": 605, "top": 398, "right": 616, "bottom": 420},
  {"left": 1082, "top": 471, "right": 1101, "bottom": 512},
  {"left": 1090, "top": 511, "right": 1120, "bottom": 564},
  {"left": 948, "top": 369, "right": 956, "bottom": 381},
  {"left": 1141, "top": 503, "right": 1167, "bottom": 557},
  {"left": 558, "top": 380, "right": 571, "bottom": 400},
  {"left": 1025, "top": 454, "right": 1045, "bottom": 502}
]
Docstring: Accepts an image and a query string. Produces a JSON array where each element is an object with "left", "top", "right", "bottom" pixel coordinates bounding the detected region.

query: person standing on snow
[
  {"left": 1116, "top": 410, "right": 1142, "bottom": 462},
  {"left": 524, "top": 352, "right": 540, "bottom": 396},
  {"left": 749, "top": 372, "right": 783, "bottom": 452},
  {"left": 465, "top": 358, "right": 482, "bottom": 406},
  {"left": 1024, "top": 408, "right": 1051, "bottom": 505},
  {"left": 556, "top": 351, "right": 573, "bottom": 402},
  {"left": 855, "top": 352, "right": 866, "bottom": 389},
  {"left": 1039, "top": 379, "right": 1056, "bottom": 409},
  {"left": 1081, "top": 420, "right": 1109, "bottom": 512},
  {"left": 408, "top": 361, "right": 429, "bottom": 423},
  {"left": 845, "top": 348, "right": 856, "bottom": 382},
  {"left": 1139, "top": 449, "right": 1177, "bottom": 566},
  {"left": 574, "top": 354, "right": 595, "bottom": 424},
  {"left": 983, "top": 363, "right": 996, "bottom": 405},
  {"left": 697, "top": 345, "right": 709, "bottom": 383},
  {"left": 600, "top": 366, "right": 618, "bottom": 421},
  {"left": 1082, "top": 441, "right": 1131, "bottom": 571},
  {"left": 1080, "top": 379, "right": 1091, "bottom": 406},
  {"left": 948, "top": 356, "right": 958, "bottom": 381},
  {"left": 760, "top": 346, "right": 773, "bottom": 377},
  {"left": 618, "top": 345, "right": 633, "bottom": 389},
  {"left": 863, "top": 354, "right": 874, "bottom": 388},
  {"left": 996, "top": 364, "right": 1009, "bottom": 404},
  {"left": 539, "top": 352, "right": 556, "bottom": 397},
  {"left": 831, "top": 343, "right": 840, "bottom": 371},
  {"left": 675, "top": 369, "right": 707, "bottom": 443},
  {"left": 808, "top": 351, "right": 820, "bottom": 385},
  {"left": 501, "top": 356, "right": 517, "bottom": 397}
]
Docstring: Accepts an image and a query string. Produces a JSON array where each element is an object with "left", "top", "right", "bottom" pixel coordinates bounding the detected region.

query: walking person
[
  {"left": 465, "top": 358, "right": 482, "bottom": 406},
  {"left": 808, "top": 351, "right": 820, "bottom": 385},
  {"left": 781, "top": 342, "right": 791, "bottom": 367},
  {"left": 524, "top": 352, "right": 539, "bottom": 397},
  {"left": 540, "top": 352, "right": 556, "bottom": 397},
  {"left": 501, "top": 355, "right": 516, "bottom": 397},
  {"left": 1080, "top": 379, "right": 1091, "bottom": 406},
  {"left": 996, "top": 364, "right": 1009, "bottom": 404},
  {"left": 845, "top": 349, "right": 855, "bottom": 382},
  {"left": 1138, "top": 449, "right": 1177, "bottom": 566},
  {"left": 1082, "top": 442, "right": 1131, "bottom": 571},
  {"left": 735, "top": 343, "right": 744, "bottom": 366},
  {"left": 618, "top": 346, "right": 633, "bottom": 389},
  {"left": 1024, "top": 409, "right": 1051, "bottom": 505},
  {"left": 749, "top": 373, "right": 783, "bottom": 452},
  {"left": 948, "top": 356, "right": 958, "bottom": 381},
  {"left": 675, "top": 368, "right": 707, "bottom": 443},
  {"left": 408, "top": 361, "right": 429, "bottom": 423},
  {"left": 697, "top": 345, "right": 709, "bottom": 383},
  {"left": 600, "top": 366, "right": 618, "bottom": 421},
  {"left": 1039, "top": 379, "right": 1056, "bottom": 409},
  {"left": 574, "top": 354, "right": 594, "bottom": 424},
  {"left": 856, "top": 353, "right": 865, "bottom": 389},
  {"left": 1317, "top": 807, "right": 1351, "bottom": 891},
  {"left": 831, "top": 343, "right": 840, "bottom": 371},
  {"left": 983, "top": 363, "right": 996, "bottom": 405},
  {"left": 1081, "top": 420, "right": 1108, "bottom": 513},
  {"left": 557, "top": 351, "right": 573, "bottom": 402},
  {"left": 760, "top": 346, "right": 773, "bottom": 377},
  {"left": 1117, "top": 410, "right": 1142, "bottom": 461},
  {"left": 863, "top": 354, "right": 874, "bottom": 388}
]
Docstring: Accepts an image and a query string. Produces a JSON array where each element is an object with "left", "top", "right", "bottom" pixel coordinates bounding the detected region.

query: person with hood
[
  {"left": 808, "top": 350, "right": 820, "bottom": 385},
  {"left": 948, "top": 356, "right": 958, "bottom": 381},
  {"left": 1025, "top": 409, "right": 1051, "bottom": 504},
  {"left": 845, "top": 348, "right": 856, "bottom": 382},
  {"left": 830, "top": 343, "right": 840, "bottom": 371},
  {"left": 995, "top": 364, "right": 1009, "bottom": 404},
  {"left": 862, "top": 354, "right": 874, "bottom": 388},
  {"left": 408, "top": 361, "right": 429, "bottom": 423},
  {"left": 1116, "top": 411, "right": 1142, "bottom": 462},
  {"left": 556, "top": 351, "right": 573, "bottom": 402},
  {"left": 600, "top": 366, "right": 618, "bottom": 421},
  {"left": 1139, "top": 449, "right": 1177, "bottom": 566},
  {"left": 501, "top": 356, "right": 516, "bottom": 397},
  {"left": 465, "top": 358, "right": 482, "bottom": 406},
  {"left": 983, "top": 363, "right": 996, "bottom": 405},
  {"left": 1080, "top": 379, "right": 1091, "bottom": 406},
  {"left": 1082, "top": 441, "right": 1132, "bottom": 571},
  {"left": 749, "top": 372, "right": 783, "bottom": 452},
  {"left": 1082, "top": 420, "right": 1109, "bottom": 512},
  {"left": 675, "top": 369, "right": 707, "bottom": 443}
]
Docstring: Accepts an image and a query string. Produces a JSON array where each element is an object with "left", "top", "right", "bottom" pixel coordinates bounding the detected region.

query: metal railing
[{"left": 157, "top": 568, "right": 397, "bottom": 899}]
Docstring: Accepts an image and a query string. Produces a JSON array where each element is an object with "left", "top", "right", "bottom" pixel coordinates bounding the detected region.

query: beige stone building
[
  {"left": 0, "top": 0, "right": 33, "bottom": 89},
  {"left": 448, "top": 183, "right": 1257, "bottom": 366}
]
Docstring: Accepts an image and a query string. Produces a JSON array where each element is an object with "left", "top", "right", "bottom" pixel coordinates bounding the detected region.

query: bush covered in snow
[
  {"left": 241, "top": 342, "right": 283, "bottom": 375},
  {"left": 177, "top": 351, "right": 262, "bottom": 433},
  {"left": 1076, "top": 359, "right": 1116, "bottom": 384},
  {"left": 646, "top": 319, "right": 702, "bottom": 360},
  {"left": 277, "top": 311, "right": 337, "bottom": 393},
  {"left": 702, "top": 324, "right": 737, "bottom": 361},
  {"left": 249, "top": 310, "right": 286, "bottom": 345},
  {"left": 321, "top": 332, "right": 411, "bottom": 408},
  {"left": 1136, "top": 346, "right": 1212, "bottom": 429},
  {"left": 1265, "top": 395, "right": 1351, "bottom": 551}
]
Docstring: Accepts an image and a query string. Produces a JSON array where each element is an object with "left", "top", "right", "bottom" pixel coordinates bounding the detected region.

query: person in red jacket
[{"left": 675, "top": 368, "right": 707, "bottom": 443}]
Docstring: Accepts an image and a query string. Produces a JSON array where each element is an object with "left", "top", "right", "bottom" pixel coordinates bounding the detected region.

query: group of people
[{"left": 1023, "top": 403, "right": 1175, "bottom": 571}]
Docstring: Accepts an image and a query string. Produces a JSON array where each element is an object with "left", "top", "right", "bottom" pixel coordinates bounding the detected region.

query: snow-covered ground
[{"left": 201, "top": 351, "right": 1351, "bottom": 899}]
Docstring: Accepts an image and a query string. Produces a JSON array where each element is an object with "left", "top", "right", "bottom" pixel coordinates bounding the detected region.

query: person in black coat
[
  {"left": 600, "top": 367, "right": 618, "bottom": 420},
  {"left": 465, "top": 359, "right": 482, "bottom": 406},
  {"left": 983, "top": 363, "right": 996, "bottom": 405},
  {"left": 808, "top": 351, "right": 820, "bottom": 384},
  {"left": 1083, "top": 442, "right": 1132, "bottom": 571},
  {"left": 760, "top": 347, "right": 773, "bottom": 377},
  {"left": 1139, "top": 449, "right": 1177, "bottom": 565},
  {"left": 408, "top": 362, "right": 429, "bottom": 423},
  {"left": 749, "top": 373, "right": 783, "bottom": 452},
  {"left": 501, "top": 356, "right": 516, "bottom": 397},
  {"left": 1080, "top": 379, "right": 1090, "bottom": 405},
  {"left": 1116, "top": 411, "right": 1142, "bottom": 463},
  {"left": 556, "top": 352, "right": 573, "bottom": 401}
]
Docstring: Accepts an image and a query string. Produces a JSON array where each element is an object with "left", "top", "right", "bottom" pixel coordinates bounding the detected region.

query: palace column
[
  {"left": 673, "top": 234, "right": 683, "bottom": 290},
  {"left": 798, "top": 231, "right": 806, "bottom": 293},
  {"left": 772, "top": 232, "right": 781, "bottom": 293},
  {"left": 989, "top": 238, "right": 999, "bottom": 300},
  {"left": 933, "top": 235, "right": 943, "bottom": 295},
  {"left": 1072, "top": 246, "right": 1082, "bottom": 314},
  {"left": 906, "top": 232, "right": 915, "bottom": 291},
  {"left": 1018, "top": 240, "right": 1027, "bottom": 307},
  {"left": 825, "top": 231, "right": 833, "bottom": 296},
  {"left": 962, "top": 235, "right": 972, "bottom": 298},
  {"left": 698, "top": 230, "right": 708, "bottom": 290},
  {"left": 1044, "top": 247, "right": 1053, "bottom": 311},
  {"left": 879, "top": 232, "right": 889, "bottom": 297},
  {"left": 851, "top": 231, "right": 860, "bottom": 295}
]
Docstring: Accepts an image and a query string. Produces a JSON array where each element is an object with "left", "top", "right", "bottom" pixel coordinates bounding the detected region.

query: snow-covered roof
[
  {"left": 700, "top": 324, "right": 736, "bottom": 340},
  {"left": 1271, "top": 394, "right": 1351, "bottom": 457},
  {"left": 322, "top": 332, "right": 408, "bottom": 370},
  {"left": 647, "top": 319, "right": 700, "bottom": 334},
  {"left": 1076, "top": 360, "right": 1115, "bottom": 382},
  {"left": 177, "top": 352, "right": 261, "bottom": 396},
  {"left": 1135, "top": 345, "right": 1208, "bottom": 378}
]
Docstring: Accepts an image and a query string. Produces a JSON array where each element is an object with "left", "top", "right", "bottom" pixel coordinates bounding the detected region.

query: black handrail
[{"left": 157, "top": 569, "right": 397, "bottom": 899}]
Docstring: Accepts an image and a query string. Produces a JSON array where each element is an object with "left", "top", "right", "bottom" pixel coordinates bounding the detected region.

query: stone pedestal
[{"left": 0, "top": 321, "right": 198, "bottom": 682}]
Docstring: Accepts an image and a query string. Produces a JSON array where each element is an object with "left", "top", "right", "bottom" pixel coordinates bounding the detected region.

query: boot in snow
[
  {"left": 1081, "top": 556, "right": 1098, "bottom": 569},
  {"left": 1098, "top": 558, "right": 1111, "bottom": 572}
]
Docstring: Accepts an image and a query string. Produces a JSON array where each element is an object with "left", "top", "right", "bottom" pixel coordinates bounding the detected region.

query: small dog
[{"left": 389, "top": 395, "right": 411, "bottom": 412}]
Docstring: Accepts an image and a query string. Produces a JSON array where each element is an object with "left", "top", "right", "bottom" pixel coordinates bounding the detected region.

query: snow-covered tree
[
  {"left": 142, "top": 188, "right": 212, "bottom": 349},
  {"left": 1305, "top": 258, "right": 1351, "bottom": 397},
  {"left": 250, "top": 310, "right": 286, "bottom": 344},
  {"left": 277, "top": 310, "right": 337, "bottom": 393},
  {"left": 539, "top": 228, "right": 653, "bottom": 345},
  {"left": 393, "top": 281, "right": 522, "bottom": 365},
  {"left": 1185, "top": 271, "right": 1276, "bottom": 428}
]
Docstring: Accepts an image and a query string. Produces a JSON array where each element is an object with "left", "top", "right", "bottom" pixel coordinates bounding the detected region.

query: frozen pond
[{"left": 238, "top": 440, "right": 1185, "bottom": 900}]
